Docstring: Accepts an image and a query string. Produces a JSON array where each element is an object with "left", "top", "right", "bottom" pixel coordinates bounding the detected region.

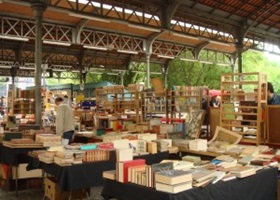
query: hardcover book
[
  {"left": 155, "top": 181, "right": 192, "bottom": 194},
  {"left": 190, "top": 169, "right": 217, "bottom": 183},
  {"left": 147, "top": 142, "right": 157, "bottom": 154},
  {"left": 151, "top": 162, "right": 173, "bottom": 187},
  {"left": 117, "top": 159, "right": 146, "bottom": 183},
  {"left": 116, "top": 148, "right": 133, "bottom": 162},
  {"left": 154, "top": 169, "right": 192, "bottom": 185},
  {"left": 102, "top": 170, "right": 116, "bottom": 180},
  {"left": 128, "top": 164, "right": 147, "bottom": 183}
]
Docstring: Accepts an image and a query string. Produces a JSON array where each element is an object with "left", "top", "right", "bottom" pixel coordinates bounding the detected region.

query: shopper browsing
[
  {"left": 267, "top": 82, "right": 280, "bottom": 105},
  {"left": 55, "top": 97, "right": 75, "bottom": 144}
]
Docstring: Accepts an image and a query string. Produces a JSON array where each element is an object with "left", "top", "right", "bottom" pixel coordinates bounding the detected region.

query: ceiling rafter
[{"left": 0, "top": 0, "right": 279, "bottom": 79}]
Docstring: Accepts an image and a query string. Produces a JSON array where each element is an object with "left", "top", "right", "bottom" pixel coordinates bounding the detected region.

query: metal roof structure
[{"left": 0, "top": 0, "right": 279, "bottom": 79}]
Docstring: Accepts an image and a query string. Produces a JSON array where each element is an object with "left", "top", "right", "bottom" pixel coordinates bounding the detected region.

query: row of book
[{"left": 103, "top": 152, "right": 279, "bottom": 194}]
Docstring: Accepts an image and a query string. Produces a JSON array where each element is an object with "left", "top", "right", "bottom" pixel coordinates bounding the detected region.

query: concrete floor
[{"left": 0, "top": 186, "right": 104, "bottom": 200}]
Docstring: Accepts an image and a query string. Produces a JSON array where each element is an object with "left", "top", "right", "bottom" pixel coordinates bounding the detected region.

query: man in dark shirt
[{"left": 267, "top": 82, "right": 280, "bottom": 105}]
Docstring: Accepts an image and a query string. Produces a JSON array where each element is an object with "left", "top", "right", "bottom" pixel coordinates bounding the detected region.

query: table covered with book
[
  {"left": 101, "top": 167, "right": 278, "bottom": 200},
  {"left": 27, "top": 151, "right": 169, "bottom": 191},
  {"left": 0, "top": 141, "right": 45, "bottom": 165}
]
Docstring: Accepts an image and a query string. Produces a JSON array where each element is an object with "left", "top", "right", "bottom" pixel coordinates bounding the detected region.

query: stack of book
[
  {"left": 54, "top": 151, "right": 74, "bottom": 166},
  {"left": 190, "top": 169, "right": 217, "bottom": 187},
  {"left": 38, "top": 151, "right": 56, "bottom": 164},
  {"left": 226, "top": 165, "right": 256, "bottom": 178},
  {"left": 154, "top": 169, "right": 192, "bottom": 194}
]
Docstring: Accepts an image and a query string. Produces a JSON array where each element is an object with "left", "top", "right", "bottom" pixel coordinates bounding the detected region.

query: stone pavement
[{"left": 0, "top": 186, "right": 105, "bottom": 200}]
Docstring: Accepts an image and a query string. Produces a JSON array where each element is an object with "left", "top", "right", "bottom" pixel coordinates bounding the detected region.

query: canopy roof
[{"left": 0, "top": 0, "right": 279, "bottom": 78}]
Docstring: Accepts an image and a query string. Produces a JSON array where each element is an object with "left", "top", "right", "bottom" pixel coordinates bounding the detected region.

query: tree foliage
[
  {"left": 45, "top": 50, "right": 280, "bottom": 93},
  {"left": 242, "top": 51, "right": 280, "bottom": 93}
]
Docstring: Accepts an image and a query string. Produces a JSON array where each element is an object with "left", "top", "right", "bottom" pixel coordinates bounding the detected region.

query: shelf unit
[
  {"left": 140, "top": 90, "right": 169, "bottom": 122},
  {"left": 170, "top": 86, "right": 203, "bottom": 122},
  {"left": 95, "top": 85, "right": 141, "bottom": 122},
  {"left": 220, "top": 72, "right": 267, "bottom": 145},
  {"left": 13, "top": 99, "right": 35, "bottom": 115}
]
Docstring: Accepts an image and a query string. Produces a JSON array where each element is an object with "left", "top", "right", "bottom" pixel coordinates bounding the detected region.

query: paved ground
[{"left": 0, "top": 186, "right": 104, "bottom": 200}]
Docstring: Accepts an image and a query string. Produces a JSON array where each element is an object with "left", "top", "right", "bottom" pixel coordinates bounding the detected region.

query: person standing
[
  {"left": 267, "top": 82, "right": 280, "bottom": 105},
  {"left": 55, "top": 97, "right": 75, "bottom": 144}
]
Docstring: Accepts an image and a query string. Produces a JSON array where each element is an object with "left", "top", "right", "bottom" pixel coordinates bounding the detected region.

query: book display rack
[
  {"left": 140, "top": 90, "right": 170, "bottom": 122},
  {"left": 96, "top": 85, "right": 141, "bottom": 123},
  {"left": 170, "top": 86, "right": 203, "bottom": 123},
  {"left": 220, "top": 72, "right": 267, "bottom": 145}
]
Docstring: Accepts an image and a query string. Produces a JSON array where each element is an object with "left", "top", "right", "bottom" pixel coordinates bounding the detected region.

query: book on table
[
  {"left": 225, "top": 165, "right": 256, "bottom": 178},
  {"left": 221, "top": 173, "right": 237, "bottom": 181},
  {"left": 116, "top": 148, "right": 133, "bottom": 162},
  {"left": 250, "top": 159, "right": 278, "bottom": 167},
  {"left": 236, "top": 169, "right": 256, "bottom": 178},
  {"left": 155, "top": 181, "right": 192, "bottom": 194},
  {"left": 226, "top": 165, "right": 255, "bottom": 173},
  {"left": 211, "top": 171, "right": 226, "bottom": 184},
  {"left": 190, "top": 169, "right": 217, "bottom": 183},
  {"left": 173, "top": 161, "right": 194, "bottom": 170},
  {"left": 103, "top": 170, "right": 116, "bottom": 180},
  {"left": 192, "top": 177, "right": 215, "bottom": 187},
  {"left": 117, "top": 159, "right": 146, "bottom": 183},
  {"left": 182, "top": 155, "right": 201, "bottom": 164},
  {"left": 128, "top": 164, "right": 147, "bottom": 183},
  {"left": 238, "top": 155, "right": 254, "bottom": 165},
  {"left": 154, "top": 169, "right": 192, "bottom": 185},
  {"left": 151, "top": 162, "right": 173, "bottom": 187}
]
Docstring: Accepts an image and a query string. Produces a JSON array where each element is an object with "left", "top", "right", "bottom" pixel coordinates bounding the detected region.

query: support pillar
[
  {"left": 31, "top": 0, "right": 49, "bottom": 125},
  {"left": 146, "top": 53, "right": 151, "bottom": 88},
  {"left": 120, "top": 72, "right": 124, "bottom": 86},
  {"left": 236, "top": 44, "right": 243, "bottom": 73},
  {"left": 10, "top": 67, "right": 17, "bottom": 85}
]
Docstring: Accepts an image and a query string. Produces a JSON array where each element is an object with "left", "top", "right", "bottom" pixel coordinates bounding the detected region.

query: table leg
[
  {"left": 86, "top": 191, "right": 90, "bottom": 200},
  {"left": 68, "top": 190, "right": 72, "bottom": 200},
  {"left": 15, "top": 165, "right": 18, "bottom": 197}
]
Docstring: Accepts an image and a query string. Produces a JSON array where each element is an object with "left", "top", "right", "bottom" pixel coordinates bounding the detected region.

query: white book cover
[
  {"left": 116, "top": 148, "right": 133, "bottom": 162},
  {"left": 113, "top": 139, "right": 130, "bottom": 149}
]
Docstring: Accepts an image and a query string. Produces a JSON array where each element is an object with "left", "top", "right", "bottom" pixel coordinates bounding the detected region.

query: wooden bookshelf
[
  {"left": 140, "top": 90, "right": 169, "bottom": 122},
  {"left": 220, "top": 72, "right": 267, "bottom": 145},
  {"left": 95, "top": 85, "right": 141, "bottom": 122},
  {"left": 170, "top": 86, "right": 203, "bottom": 122}
]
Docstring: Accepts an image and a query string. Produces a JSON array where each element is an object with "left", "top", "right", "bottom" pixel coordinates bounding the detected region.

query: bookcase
[
  {"left": 220, "top": 72, "right": 267, "bottom": 145},
  {"left": 140, "top": 90, "right": 169, "bottom": 122},
  {"left": 95, "top": 85, "right": 141, "bottom": 122},
  {"left": 170, "top": 86, "right": 203, "bottom": 122}
]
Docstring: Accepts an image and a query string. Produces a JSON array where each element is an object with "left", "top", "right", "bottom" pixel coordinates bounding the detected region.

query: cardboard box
[
  {"left": 12, "top": 163, "right": 42, "bottom": 179},
  {"left": 45, "top": 177, "right": 69, "bottom": 200},
  {"left": 44, "top": 177, "right": 88, "bottom": 200}
]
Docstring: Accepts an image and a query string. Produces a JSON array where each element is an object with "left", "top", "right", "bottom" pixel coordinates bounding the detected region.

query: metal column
[
  {"left": 146, "top": 53, "right": 151, "bottom": 89},
  {"left": 31, "top": 0, "right": 49, "bottom": 125}
]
